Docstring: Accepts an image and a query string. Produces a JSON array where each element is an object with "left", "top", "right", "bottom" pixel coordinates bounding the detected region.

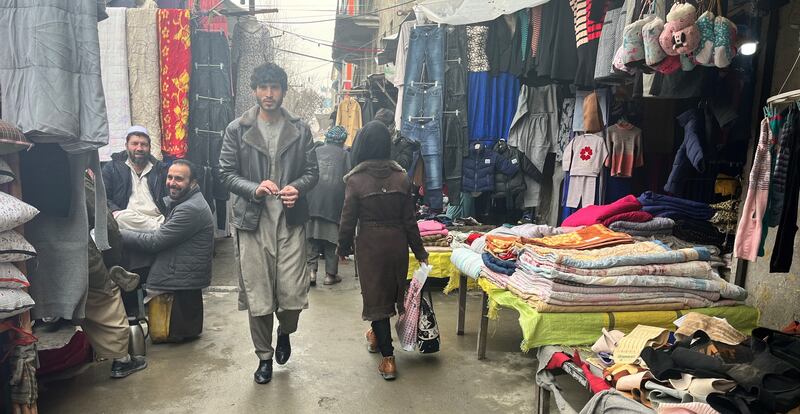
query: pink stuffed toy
[{"left": 659, "top": 3, "right": 699, "bottom": 56}]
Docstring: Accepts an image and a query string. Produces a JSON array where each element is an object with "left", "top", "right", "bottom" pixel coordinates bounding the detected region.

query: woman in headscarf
[
  {"left": 338, "top": 121, "right": 428, "bottom": 381},
  {"left": 306, "top": 126, "right": 351, "bottom": 286}
]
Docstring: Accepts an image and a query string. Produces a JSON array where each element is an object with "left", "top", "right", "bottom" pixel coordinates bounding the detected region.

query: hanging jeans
[
  {"left": 401, "top": 25, "right": 445, "bottom": 210},
  {"left": 404, "top": 116, "right": 444, "bottom": 210}
]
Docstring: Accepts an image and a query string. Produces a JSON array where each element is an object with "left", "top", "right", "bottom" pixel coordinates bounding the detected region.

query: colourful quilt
[{"left": 158, "top": 9, "right": 191, "bottom": 158}]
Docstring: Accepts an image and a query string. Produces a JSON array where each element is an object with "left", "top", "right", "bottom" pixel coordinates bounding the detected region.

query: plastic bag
[{"left": 396, "top": 263, "right": 431, "bottom": 351}]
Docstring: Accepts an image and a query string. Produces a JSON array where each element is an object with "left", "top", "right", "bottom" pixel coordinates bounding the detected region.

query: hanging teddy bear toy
[{"left": 659, "top": 2, "right": 701, "bottom": 57}]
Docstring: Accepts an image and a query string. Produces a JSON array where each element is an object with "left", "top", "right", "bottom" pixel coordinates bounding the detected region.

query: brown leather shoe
[
  {"left": 378, "top": 356, "right": 396, "bottom": 380},
  {"left": 365, "top": 329, "right": 378, "bottom": 353}
]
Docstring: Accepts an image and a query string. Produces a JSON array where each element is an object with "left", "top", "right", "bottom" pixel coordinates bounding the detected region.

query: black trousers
[
  {"left": 371, "top": 319, "right": 393, "bottom": 357},
  {"left": 443, "top": 25, "right": 468, "bottom": 204}
]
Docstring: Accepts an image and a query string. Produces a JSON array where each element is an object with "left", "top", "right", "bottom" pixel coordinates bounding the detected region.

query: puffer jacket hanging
[
  {"left": 491, "top": 140, "right": 526, "bottom": 200},
  {"left": 664, "top": 109, "right": 707, "bottom": 196},
  {"left": 461, "top": 142, "right": 519, "bottom": 193}
]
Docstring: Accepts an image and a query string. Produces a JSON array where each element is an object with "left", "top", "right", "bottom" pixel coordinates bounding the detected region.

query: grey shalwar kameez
[{"left": 235, "top": 115, "right": 308, "bottom": 360}]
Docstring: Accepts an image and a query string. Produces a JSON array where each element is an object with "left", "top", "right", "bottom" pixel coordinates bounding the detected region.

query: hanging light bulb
[
  {"left": 737, "top": 23, "right": 759, "bottom": 56},
  {"left": 740, "top": 41, "right": 759, "bottom": 56}
]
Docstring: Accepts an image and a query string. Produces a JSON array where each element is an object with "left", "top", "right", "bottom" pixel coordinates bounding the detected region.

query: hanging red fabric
[
  {"left": 158, "top": 9, "right": 192, "bottom": 159},
  {"left": 196, "top": 0, "right": 229, "bottom": 34}
]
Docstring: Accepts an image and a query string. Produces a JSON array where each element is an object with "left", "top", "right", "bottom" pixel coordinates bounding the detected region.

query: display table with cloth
[
  {"left": 406, "top": 247, "right": 462, "bottom": 293},
  {"left": 465, "top": 278, "right": 759, "bottom": 359}
]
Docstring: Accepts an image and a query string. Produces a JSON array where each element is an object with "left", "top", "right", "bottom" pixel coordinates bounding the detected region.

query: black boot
[
  {"left": 254, "top": 359, "right": 273, "bottom": 384},
  {"left": 275, "top": 333, "right": 291, "bottom": 365}
]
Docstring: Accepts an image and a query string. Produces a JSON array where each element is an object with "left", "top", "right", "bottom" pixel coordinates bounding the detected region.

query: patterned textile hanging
[{"left": 158, "top": 9, "right": 191, "bottom": 158}]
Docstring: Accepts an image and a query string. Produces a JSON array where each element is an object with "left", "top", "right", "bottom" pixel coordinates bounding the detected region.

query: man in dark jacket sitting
[
  {"left": 102, "top": 126, "right": 169, "bottom": 231},
  {"left": 120, "top": 160, "right": 215, "bottom": 342}
]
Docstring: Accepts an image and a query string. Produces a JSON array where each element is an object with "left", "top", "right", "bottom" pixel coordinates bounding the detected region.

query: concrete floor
[{"left": 38, "top": 238, "right": 590, "bottom": 414}]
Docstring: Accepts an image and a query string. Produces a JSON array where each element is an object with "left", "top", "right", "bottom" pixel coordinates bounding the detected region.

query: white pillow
[
  {"left": 0, "top": 158, "right": 13, "bottom": 185},
  {"left": 0, "top": 192, "right": 39, "bottom": 232},
  {"left": 0, "top": 263, "right": 29, "bottom": 289},
  {"left": 0, "top": 231, "right": 36, "bottom": 262},
  {"left": 0, "top": 288, "right": 35, "bottom": 319}
]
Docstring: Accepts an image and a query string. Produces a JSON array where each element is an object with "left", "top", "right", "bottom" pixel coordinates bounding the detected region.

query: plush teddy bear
[{"left": 659, "top": 3, "right": 700, "bottom": 56}]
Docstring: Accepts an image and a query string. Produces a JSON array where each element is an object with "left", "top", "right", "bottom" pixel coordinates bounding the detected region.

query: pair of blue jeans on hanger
[{"left": 401, "top": 25, "right": 445, "bottom": 210}]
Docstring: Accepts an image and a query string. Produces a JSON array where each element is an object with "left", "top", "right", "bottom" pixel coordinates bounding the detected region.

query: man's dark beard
[
  {"left": 128, "top": 150, "right": 148, "bottom": 166},
  {"left": 170, "top": 185, "right": 192, "bottom": 200},
  {"left": 256, "top": 95, "right": 283, "bottom": 112}
]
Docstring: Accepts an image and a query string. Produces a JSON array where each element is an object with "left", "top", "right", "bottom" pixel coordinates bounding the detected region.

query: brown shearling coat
[{"left": 338, "top": 160, "right": 428, "bottom": 321}]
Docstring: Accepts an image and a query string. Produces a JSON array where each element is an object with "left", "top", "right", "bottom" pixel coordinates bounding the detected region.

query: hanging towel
[
  {"left": 127, "top": 7, "right": 164, "bottom": 160},
  {"left": 158, "top": 9, "right": 191, "bottom": 158},
  {"left": 98, "top": 7, "right": 132, "bottom": 161}
]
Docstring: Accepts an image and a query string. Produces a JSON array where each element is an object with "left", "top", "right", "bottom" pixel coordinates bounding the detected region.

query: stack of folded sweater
[
  {"left": 418, "top": 220, "right": 449, "bottom": 247},
  {"left": 505, "top": 238, "right": 747, "bottom": 313},
  {"left": 481, "top": 234, "right": 521, "bottom": 286}
]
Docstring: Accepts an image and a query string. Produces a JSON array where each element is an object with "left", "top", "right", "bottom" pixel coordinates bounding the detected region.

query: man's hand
[
  {"left": 279, "top": 185, "right": 299, "bottom": 208},
  {"left": 420, "top": 259, "right": 429, "bottom": 265},
  {"left": 255, "top": 180, "right": 279, "bottom": 198}
]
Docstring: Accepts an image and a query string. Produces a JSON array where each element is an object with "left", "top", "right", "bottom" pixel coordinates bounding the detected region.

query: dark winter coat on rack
[
  {"left": 491, "top": 140, "right": 526, "bottom": 200},
  {"left": 664, "top": 109, "right": 707, "bottom": 196},
  {"left": 462, "top": 143, "right": 520, "bottom": 193}
]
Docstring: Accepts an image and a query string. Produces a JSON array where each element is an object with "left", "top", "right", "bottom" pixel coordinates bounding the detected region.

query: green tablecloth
[{"left": 478, "top": 278, "right": 760, "bottom": 352}]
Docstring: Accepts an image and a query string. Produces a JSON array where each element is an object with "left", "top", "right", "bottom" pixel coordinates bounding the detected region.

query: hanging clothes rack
[{"left": 767, "top": 89, "right": 800, "bottom": 105}]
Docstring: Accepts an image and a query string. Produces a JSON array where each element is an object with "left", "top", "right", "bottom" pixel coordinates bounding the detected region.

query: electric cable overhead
[{"left": 265, "top": 0, "right": 415, "bottom": 24}]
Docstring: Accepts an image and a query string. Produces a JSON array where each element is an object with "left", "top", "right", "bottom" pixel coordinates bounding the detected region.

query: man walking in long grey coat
[{"left": 219, "top": 63, "right": 319, "bottom": 384}]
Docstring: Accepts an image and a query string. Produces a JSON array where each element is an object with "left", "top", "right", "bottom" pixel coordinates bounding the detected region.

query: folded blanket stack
[
  {"left": 673, "top": 219, "right": 735, "bottom": 254},
  {"left": 609, "top": 218, "right": 675, "bottom": 237},
  {"left": 525, "top": 224, "right": 634, "bottom": 250},
  {"left": 482, "top": 253, "right": 517, "bottom": 275},
  {"left": 450, "top": 247, "right": 483, "bottom": 280},
  {"left": 504, "top": 238, "right": 747, "bottom": 313},
  {"left": 481, "top": 267, "right": 511, "bottom": 289}
]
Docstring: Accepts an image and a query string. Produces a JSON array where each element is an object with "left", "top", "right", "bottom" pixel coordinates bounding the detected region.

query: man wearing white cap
[{"left": 102, "top": 126, "right": 169, "bottom": 231}]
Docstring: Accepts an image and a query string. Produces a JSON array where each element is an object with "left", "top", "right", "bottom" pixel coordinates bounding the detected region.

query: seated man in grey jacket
[{"left": 120, "top": 159, "right": 215, "bottom": 341}]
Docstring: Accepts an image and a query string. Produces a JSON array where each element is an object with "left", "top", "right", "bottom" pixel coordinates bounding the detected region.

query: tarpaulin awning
[{"left": 416, "top": 0, "right": 551, "bottom": 25}]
